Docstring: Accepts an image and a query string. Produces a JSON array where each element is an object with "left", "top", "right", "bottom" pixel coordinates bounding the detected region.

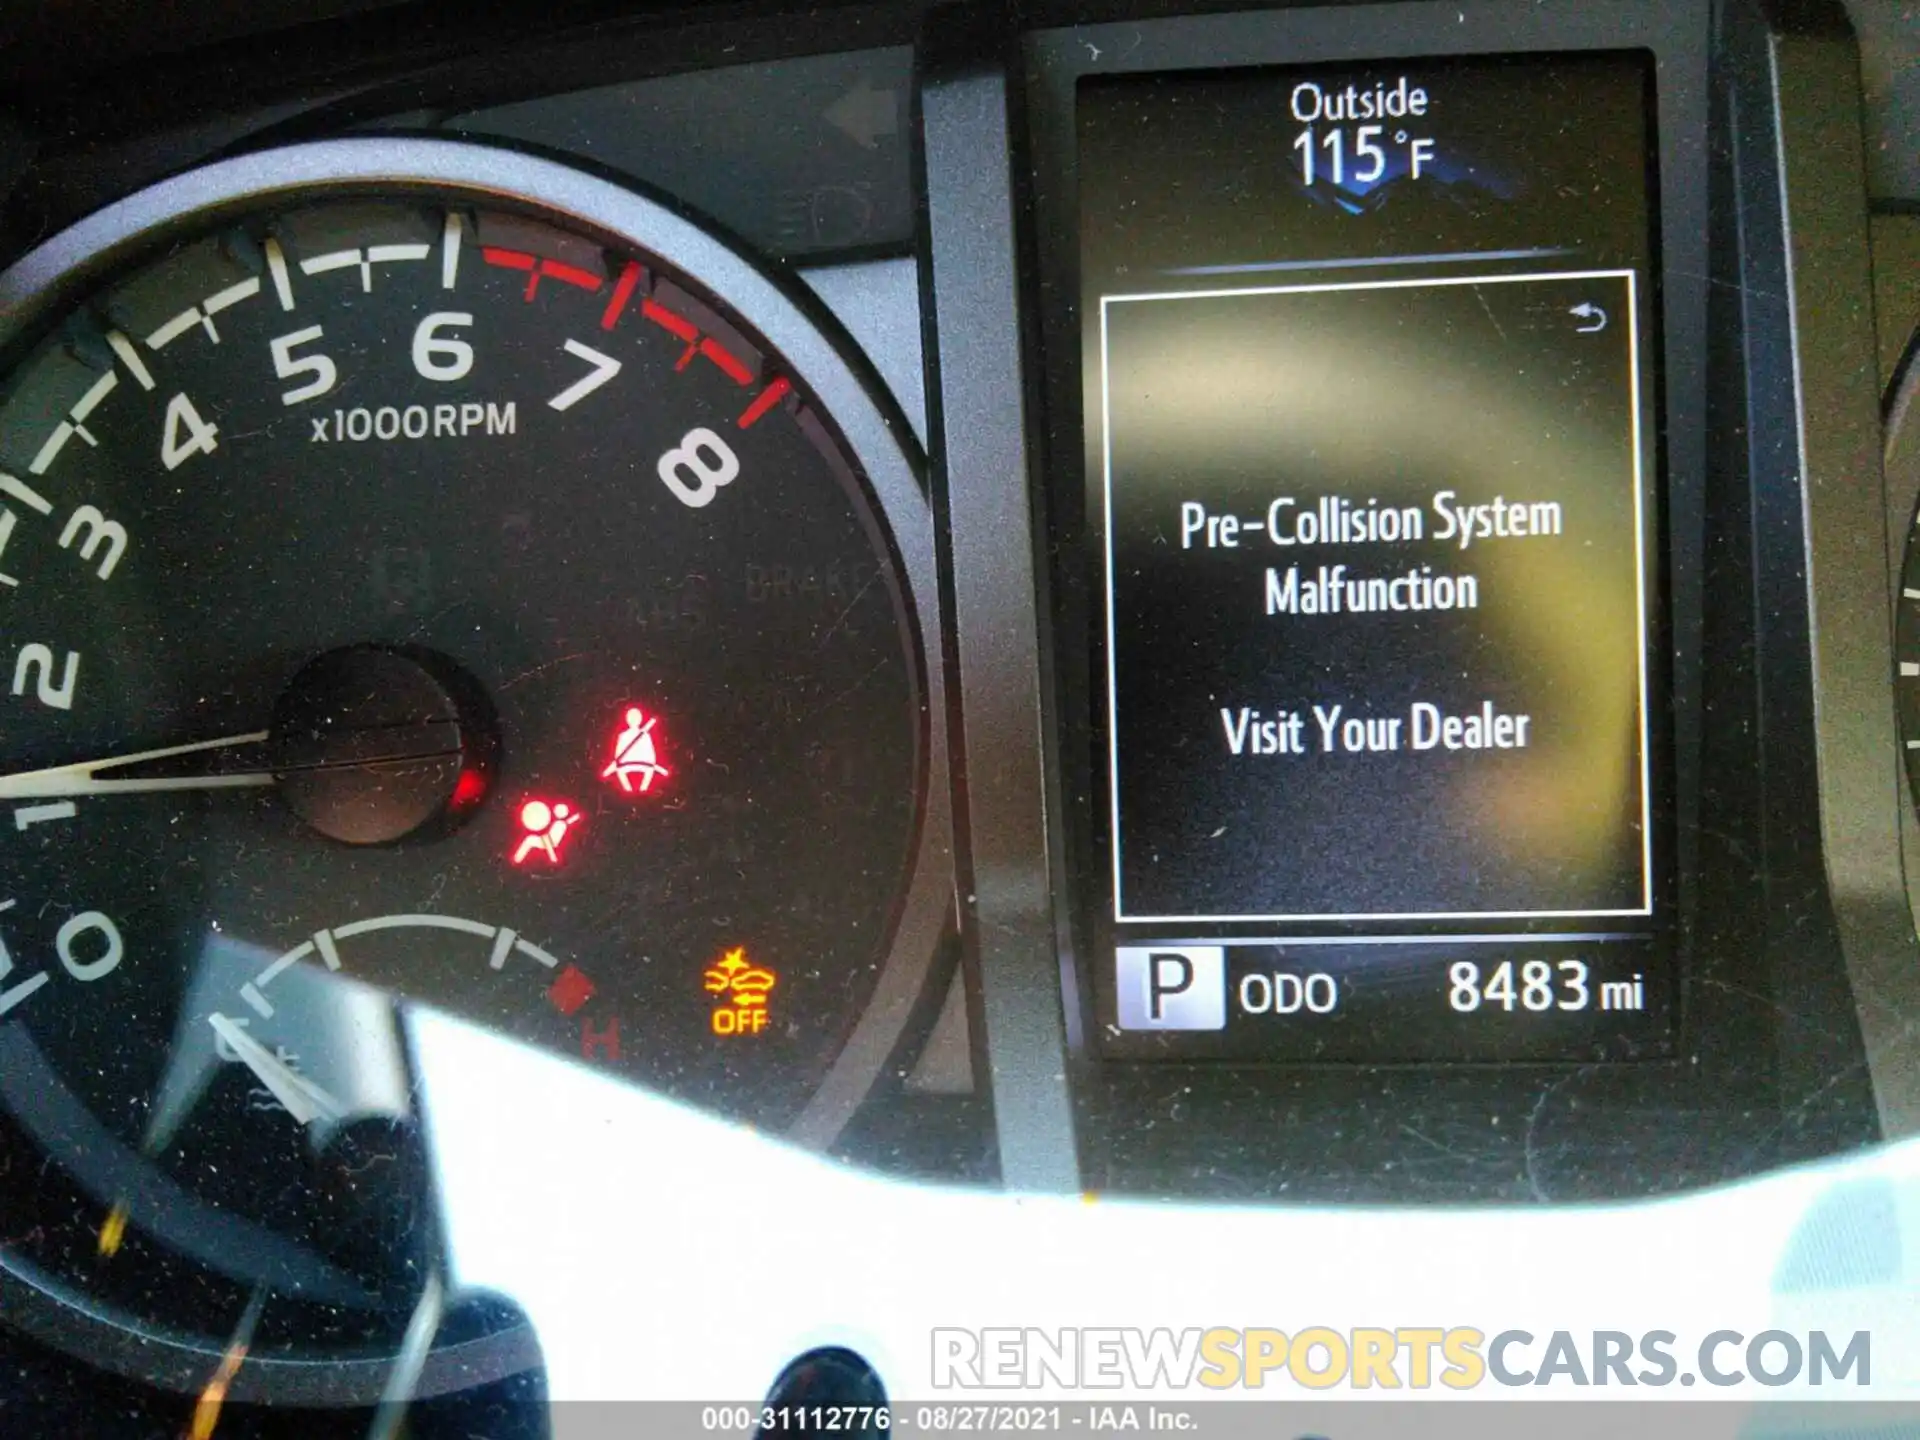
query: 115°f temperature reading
[
  {"left": 1288, "top": 77, "right": 1436, "bottom": 187},
  {"left": 1292, "top": 125, "right": 1436, "bottom": 186}
]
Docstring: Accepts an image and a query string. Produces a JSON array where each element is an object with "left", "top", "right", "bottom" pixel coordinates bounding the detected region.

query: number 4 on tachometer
[{"left": 159, "top": 393, "right": 218, "bottom": 470}]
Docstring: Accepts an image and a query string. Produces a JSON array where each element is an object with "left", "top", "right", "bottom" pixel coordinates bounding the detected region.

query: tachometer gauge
[{"left": 0, "top": 140, "right": 948, "bottom": 1400}]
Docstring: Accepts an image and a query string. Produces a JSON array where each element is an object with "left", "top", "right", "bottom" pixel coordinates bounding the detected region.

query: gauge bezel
[
  {"left": 0, "top": 136, "right": 953, "bottom": 1404},
  {"left": 1889, "top": 333, "right": 1920, "bottom": 943}
]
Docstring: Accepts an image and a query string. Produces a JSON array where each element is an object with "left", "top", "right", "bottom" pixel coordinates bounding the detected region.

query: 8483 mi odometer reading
[{"left": 0, "top": 141, "right": 947, "bottom": 1397}]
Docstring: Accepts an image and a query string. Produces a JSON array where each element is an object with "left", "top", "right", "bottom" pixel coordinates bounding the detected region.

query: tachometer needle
[
  {"left": 0, "top": 731, "right": 275, "bottom": 799},
  {"left": 208, "top": 1013, "right": 347, "bottom": 1127}
]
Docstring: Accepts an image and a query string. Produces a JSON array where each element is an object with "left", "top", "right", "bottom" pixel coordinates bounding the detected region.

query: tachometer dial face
[{"left": 0, "top": 142, "right": 946, "bottom": 1394}]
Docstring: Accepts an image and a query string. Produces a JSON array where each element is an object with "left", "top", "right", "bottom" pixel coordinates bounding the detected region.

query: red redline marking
[
  {"left": 451, "top": 244, "right": 771, "bottom": 414},
  {"left": 480, "top": 247, "right": 603, "bottom": 301},
  {"left": 539, "top": 259, "right": 603, "bottom": 294},
  {"left": 699, "top": 337, "right": 753, "bottom": 387},
  {"left": 641, "top": 297, "right": 698, "bottom": 343},
  {"left": 480, "top": 245, "right": 545, "bottom": 302},
  {"left": 601, "top": 261, "right": 642, "bottom": 330},
  {"left": 738, "top": 377, "right": 791, "bottom": 429}
]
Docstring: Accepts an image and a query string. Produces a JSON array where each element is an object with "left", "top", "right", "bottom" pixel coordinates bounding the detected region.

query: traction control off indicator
[{"left": 705, "top": 947, "right": 777, "bottom": 1036}]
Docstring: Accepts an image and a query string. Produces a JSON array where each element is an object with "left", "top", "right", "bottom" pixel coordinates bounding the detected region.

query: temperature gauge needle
[
  {"left": 208, "top": 1013, "right": 347, "bottom": 1127},
  {"left": 0, "top": 731, "right": 275, "bottom": 799}
]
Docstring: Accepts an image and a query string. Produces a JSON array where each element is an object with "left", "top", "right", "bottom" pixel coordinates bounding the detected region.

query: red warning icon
[
  {"left": 512, "top": 798, "right": 580, "bottom": 867},
  {"left": 601, "top": 706, "right": 670, "bottom": 795}
]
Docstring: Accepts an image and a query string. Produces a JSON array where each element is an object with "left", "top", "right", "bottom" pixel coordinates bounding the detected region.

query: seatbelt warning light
[
  {"left": 704, "top": 946, "right": 776, "bottom": 1036},
  {"left": 602, "top": 705, "right": 669, "bottom": 795}
]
